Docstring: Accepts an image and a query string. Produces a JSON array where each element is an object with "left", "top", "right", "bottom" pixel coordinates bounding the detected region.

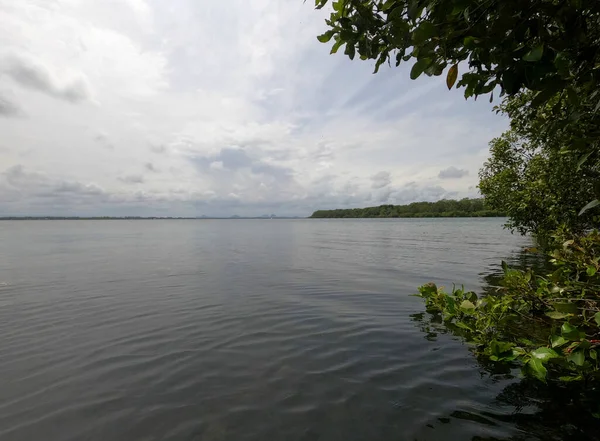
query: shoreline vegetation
[{"left": 310, "top": 198, "right": 505, "bottom": 218}]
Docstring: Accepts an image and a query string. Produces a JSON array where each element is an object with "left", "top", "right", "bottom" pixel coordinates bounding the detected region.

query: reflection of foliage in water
[{"left": 410, "top": 247, "right": 600, "bottom": 441}]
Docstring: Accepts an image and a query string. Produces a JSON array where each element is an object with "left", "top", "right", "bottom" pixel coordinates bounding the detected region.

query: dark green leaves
[
  {"left": 561, "top": 323, "right": 584, "bottom": 341},
  {"left": 587, "top": 265, "right": 597, "bottom": 277},
  {"left": 410, "top": 58, "right": 431, "bottom": 80},
  {"left": 568, "top": 350, "right": 585, "bottom": 367},
  {"left": 531, "top": 347, "right": 559, "bottom": 362},
  {"left": 317, "top": 30, "right": 335, "bottom": 43},
  {"left": 407, "top": 0, "right": 423, "bottom": 21},
  {"left": 330, "top": 39, "right": 344, "bottom": 54},
  {"left": 551, "top": 335, "right": 568, "bottom": 348},
  {"left": 553, "top": 302, "right": 578, "bottom": 314},
  {"left": 522, "top": 45, "right": 544, "bottom": 62},
  {"left": 447, "top": 64, "right": 458, "bottom": 90},
  {"left": 412, "top": 22, "right": 436, "bottom": 44},
  {"left": 527, "top": 357, "right": 548, "bottom": 381},
  {"left": 416, "top": 225, "right": 600, "bottom": 383},
  {"left": 344, "top": 42, "right": 356, "bottom": 60}
]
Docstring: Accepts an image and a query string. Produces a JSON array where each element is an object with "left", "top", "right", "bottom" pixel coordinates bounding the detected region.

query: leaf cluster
[{"left": 416, "top": 229, "right": 600, "bottom": 384}]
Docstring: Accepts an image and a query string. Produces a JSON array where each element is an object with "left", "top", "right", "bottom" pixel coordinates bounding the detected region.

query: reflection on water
[
  {"left": 411, "top": 247, "right": 600, "bottom": 441},
  {"left": 0, "top": 219, "right": 598, "bottom": 440}
]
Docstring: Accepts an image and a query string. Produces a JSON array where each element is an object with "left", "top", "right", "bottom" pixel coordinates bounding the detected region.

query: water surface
[{"left": 0, "top": 219, "right": 593, "bottom": 440}]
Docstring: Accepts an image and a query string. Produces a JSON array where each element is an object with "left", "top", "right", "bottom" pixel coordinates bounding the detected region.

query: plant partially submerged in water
[{"left": 416, "top": 230, "right": 600, "bottom": 386}]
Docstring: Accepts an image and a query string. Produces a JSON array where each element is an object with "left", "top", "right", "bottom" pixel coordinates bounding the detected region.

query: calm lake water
[{"left": 0, "top": 219, "right": 597, "bottom": 440}]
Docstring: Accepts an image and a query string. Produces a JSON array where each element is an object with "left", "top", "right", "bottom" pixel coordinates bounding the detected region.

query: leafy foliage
[
  {"left": 478, "top": 93, "right": 600, "bottom": 236},
  {"left": 416, "top": 229, "right": 600, "bottom": 384},
  {"left": 478, "top": 131, "right": 598, "bottom": 238},
  {"left": 314, "top": 0, "right": 600, "bottom": 109},
  {"left": 310, "top": 198, "right": 504, "bottom": 218}
]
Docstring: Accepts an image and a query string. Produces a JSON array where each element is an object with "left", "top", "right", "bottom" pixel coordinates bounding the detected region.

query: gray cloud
[
  {"left": 1, "top": 54, "right": 91, "bottom": 103},
  {"left": 119, "top": 175, "right": 145, "bottom": 184},
  {"left": 94, "top": 132, "right": 115, "bottom": 150},
  {"left": 0, "top": 92, "right": 23, "bottom": 117},
  {"left": 145, "top": 162, "right": 159, "bottom": 172},
  {"left": 149, "top": 143, "right": 167, "bottom": 154},
  {"left": 189, "top": 147, "right": 295, "bottom": 182},
  {"left": 3, "top": 165, "right": 106, "bottom": 201},
  {"left": 371, "top": 171, "right": 391, "bottom": 189},
  {"left": 0, "top": 1, "right": 507, "bottom": 218},
  {"left": 438, "top": 166, "right": 469, "bottom": 179}
]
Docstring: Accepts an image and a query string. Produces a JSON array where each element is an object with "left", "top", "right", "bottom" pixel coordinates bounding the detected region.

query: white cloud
[{"left": 0, "top": 0, "right": 508, "bottom": 217}]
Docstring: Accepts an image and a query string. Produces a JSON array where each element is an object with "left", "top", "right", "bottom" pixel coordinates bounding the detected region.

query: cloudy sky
[{"left": 0, "top": 0, "right": 507, "bottom": 217}]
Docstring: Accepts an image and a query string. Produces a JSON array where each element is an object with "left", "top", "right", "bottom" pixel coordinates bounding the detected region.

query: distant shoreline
[
  {"left": 309, "top": 198, "right": 505, "bottom": 218},
  {"left": 0, "top": 217, "right": 303, "bottom": 221},
  {"left": 309, "top": 213, "right": 506, "bottom": 218}
]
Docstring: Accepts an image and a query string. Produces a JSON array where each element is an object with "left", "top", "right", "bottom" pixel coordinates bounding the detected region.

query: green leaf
[
  {"left": 418, "top": 283, "right": 437, "bottom": 298},
  {"left": 463, "top": 36, "right": 478, "bottom": 49},
  {"left": 561, "top": 323, "right": 584, "bottom": 341},
  {"left": 590, "top": 349, "right": 598, "bottom": 361},
  {"left": 381, "top": 0, "right": 396, "bottom": 12},
  {"left": 460, "top": 300, "right": 475, "bottom": 310},
  {"left": 553, "top": 302, "right": 579, "bottom": 314},
  {"left": 413, "top": 22, "right": 436, "bottom": 44},
  {"left": 523, "top": 44, "right": 544, "bottom": 62},
  {"left": 446, "top": 64, "right": 458, "bottom": 90},
  {"left": 344, "top": 43, "right": 356, "bottom": 60},
  {"left": 530, "top": 77, "right": 564, "bottom": 106},
  {"left": 527, "top": 357, "right": 547, "bottom": 381},
  {"left": 407, "top": 0, "right": 423, "bottom": 21},
  {"left": 410, "top": 58, "right": 431, "bottom": 80},
  {"left": 330, "top": 39, "right": 344, "bottom": 54},
  {"left": 551, "top": 335, "right": 568, "bottom": 348},
  {"left": 314, "top": 0, "right": 328, "bottom": 10},
  {"left": 531, "top": 347, "right": 559, "bottom": 362},
  {"left": 568, "top": 350, "right": 585, "bottom": 366},
  {"left": 577, "top": 151, "right": 593, "bottom": 172},
  {"left": 579, "top": 199, "right": 600, "bottom": 216},
  {"left": 587, "top": 265, "right": 597, "bottom": 277},
  {"left": 594, "top": 311, "right": 600, "bottom": 326},
  {"left": 559, "top": 375, "right": 583, "bottom": 382},
  {"left": 445, "top": 295, "right": 456, "bottom": 314},
  {"left": 490, "top": 340, "right": 514, "bottom": 357},
  {"left": 317, "top": 30, "right": 335, "bottom": 43},
  {"left": 546, "top": 311, "right": 569, "bottom": 320}
]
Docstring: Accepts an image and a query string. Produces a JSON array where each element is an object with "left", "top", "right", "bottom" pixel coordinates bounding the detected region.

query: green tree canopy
[
  {"left": 479, "top": 130, "right": 597, "bottom": 237},
  {"left": 479, "top": 93, "right": 600, "bottom": 237},
  {"left": 310, "top": 198, "right": 504, "bottom": 218}
]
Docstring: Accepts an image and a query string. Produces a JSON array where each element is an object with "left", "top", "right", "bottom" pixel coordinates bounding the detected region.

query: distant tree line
[{"left": 310, "top": 198, "right": 504, "bottom": 218}]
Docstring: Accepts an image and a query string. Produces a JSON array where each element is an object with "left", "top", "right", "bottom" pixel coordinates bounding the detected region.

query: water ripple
[{"left": 2, "top": 219, "right": 578, "bottom": 441}]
